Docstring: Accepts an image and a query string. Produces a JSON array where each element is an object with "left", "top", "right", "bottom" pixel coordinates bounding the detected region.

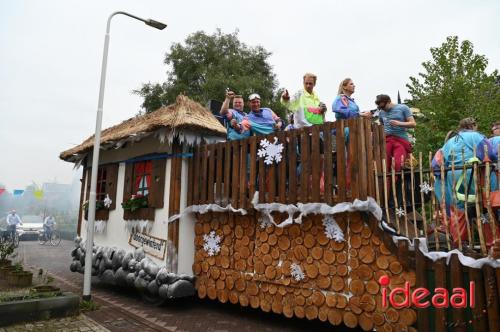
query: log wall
[{"left": 193, "top": 211, "right": 417, "bottom": 331}]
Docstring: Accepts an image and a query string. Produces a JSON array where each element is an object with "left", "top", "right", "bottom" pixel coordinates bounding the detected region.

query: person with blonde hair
[
  {"left": 281, "top": 72, "right": 327, "bottom": 128},
  {"left": 332, "top": 78, "right": 371, "bottom": 120}
]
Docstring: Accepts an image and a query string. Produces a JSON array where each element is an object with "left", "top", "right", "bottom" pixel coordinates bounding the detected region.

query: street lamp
[{"left": 83, "top": 11, "right": 166, "bottom": 301}]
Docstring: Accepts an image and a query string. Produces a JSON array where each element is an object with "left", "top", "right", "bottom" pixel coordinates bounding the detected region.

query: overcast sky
[{"left": 0, "top": 0, "right": 499, "bottom": 191}]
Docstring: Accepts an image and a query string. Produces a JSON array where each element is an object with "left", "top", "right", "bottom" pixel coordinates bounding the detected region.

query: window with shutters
[
  {"left": 133, "top": 160, "right": 152, "bottom": 197},
  {"left": 123, "top": 158, "right": 166, "bottom": 221},
  {"left": 96, "top": 167, "right": 108, "bottom": 201},
  {"left": 83, "top": 163, "right": 119, "bottom": 221}
]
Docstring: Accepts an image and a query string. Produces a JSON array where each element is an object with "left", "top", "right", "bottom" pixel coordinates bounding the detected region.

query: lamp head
[{"left": 145, "top": 19, "right": 167, "bottom": 30}]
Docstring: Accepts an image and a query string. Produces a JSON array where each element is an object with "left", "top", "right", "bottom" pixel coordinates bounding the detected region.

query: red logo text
[{"left": 378, "top": 275, "right": 475, "bottom": 309}]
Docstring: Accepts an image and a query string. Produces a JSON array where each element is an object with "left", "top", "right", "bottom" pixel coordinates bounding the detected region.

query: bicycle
[
  {"left": 38, "top": 228, "right": 61, "bottom": 246},
  {"left": 0, "top": 227, "right": 20, "bottom": 248}
]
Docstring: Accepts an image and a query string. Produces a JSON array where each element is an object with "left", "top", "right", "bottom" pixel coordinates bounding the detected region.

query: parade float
[{"left": 61, "top": 95, "right": 500, "bottom": 331}]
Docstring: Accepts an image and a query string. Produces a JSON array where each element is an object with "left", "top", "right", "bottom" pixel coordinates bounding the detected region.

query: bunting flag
[
  {"left": 0, "top": 188, "right": 5, "bottom": 196},
  {"left": 13, "top": 189, "right": 24, "bottom": 196},
  {"left": 34, "top": 189, "right": 44, "bottom": 200}
]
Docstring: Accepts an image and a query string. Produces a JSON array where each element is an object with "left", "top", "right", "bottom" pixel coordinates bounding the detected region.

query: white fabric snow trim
[
  {"left": 125, "top": 220, "right": 152, "bottom": 233},
  {"left": 94, "top": 220, "right": 106, "bottom": 234},
  {"left": 251, "top": 192, "right": 383, "bottom": 228},
  {"left": 168, "top": 204, "right": 248, "bottom": 223},
  {"left": 390, "top": 236, "right": 500, "bottom": 268}
]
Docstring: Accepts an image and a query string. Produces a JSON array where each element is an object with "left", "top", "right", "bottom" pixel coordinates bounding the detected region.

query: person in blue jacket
[
  {"left": 432, "top": 118, "right": 497, "bottom": 246},
  {"left": 332, "top": 78, "right": 372, "bottom": 120}
]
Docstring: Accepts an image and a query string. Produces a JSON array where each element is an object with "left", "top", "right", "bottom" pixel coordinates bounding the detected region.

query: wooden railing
[
  {"left": 187, "top": 118, "right": 385, "bottom": 209},
  {"left": 187, "top": 117, "right": 500, "bottom": 257}
]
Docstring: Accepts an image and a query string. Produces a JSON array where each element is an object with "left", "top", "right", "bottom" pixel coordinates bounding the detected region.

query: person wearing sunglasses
[{"left": 375, "top": 94, "right": 416, "bottom": 174}]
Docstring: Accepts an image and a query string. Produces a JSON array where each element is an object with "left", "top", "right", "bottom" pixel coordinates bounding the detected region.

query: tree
[
  {"left": 135, "top": 29, "right": 285, "bottom": 119},
  {"left": 406, "top": 36, "right": 500, "bottom": 153}
]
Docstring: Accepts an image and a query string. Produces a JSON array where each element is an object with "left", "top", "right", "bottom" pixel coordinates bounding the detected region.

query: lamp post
[{"left": 83, "top": 11, "right": 166, "bottom": 301}]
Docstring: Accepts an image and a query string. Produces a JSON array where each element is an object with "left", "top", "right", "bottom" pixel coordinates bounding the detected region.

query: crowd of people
[
  {"left": 219, "top": 73, "right": 500, "bottom": 249},
  {"left": 220, "top": 73, "right": 417, "bottom": 172},
  {"left": 432, "top": 119, "right": 500, "bottom": 247}
]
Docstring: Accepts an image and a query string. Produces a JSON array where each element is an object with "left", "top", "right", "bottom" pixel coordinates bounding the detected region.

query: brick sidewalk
[
  {"left": 19, "top": 240, "right": 359, "bottom": 332},
  {"left": 0, "top": 315, "right": 109, "bottom": 332}
]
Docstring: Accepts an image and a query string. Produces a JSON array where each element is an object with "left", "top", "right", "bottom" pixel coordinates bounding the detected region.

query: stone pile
[{"left": 70, "top": 237, "right": 195, "bottom": 299}]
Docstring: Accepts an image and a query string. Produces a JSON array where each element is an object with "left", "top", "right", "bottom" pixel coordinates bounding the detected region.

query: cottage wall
[{"left": 79, "top": 138, "right": 196, "bottom": 268}]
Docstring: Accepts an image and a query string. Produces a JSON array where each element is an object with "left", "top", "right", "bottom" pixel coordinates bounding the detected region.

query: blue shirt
[
  {"left": 222, "top": 109, "right": 250, "bottom": 141},
  {"left": 332, "top": 95, "right": 359, "bottom": 120},
  {"left": 379, "top": 104, "right": 412, "bottom": 140},
  {"left": 490, "top": 136, "right": 500, "bottom": 152}
]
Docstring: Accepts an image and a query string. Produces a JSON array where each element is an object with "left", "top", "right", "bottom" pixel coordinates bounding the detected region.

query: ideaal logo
[{"left": 379, "top": 275, "right": 475, "bottom": 309}]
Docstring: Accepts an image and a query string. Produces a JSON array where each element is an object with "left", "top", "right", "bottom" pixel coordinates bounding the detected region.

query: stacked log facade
[{"left": 193, "top": 212, "right": 417, "bottom": 331}]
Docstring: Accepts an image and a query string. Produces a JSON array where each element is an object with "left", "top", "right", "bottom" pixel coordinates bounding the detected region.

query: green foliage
[
  {"left": 82, "top": 200, "right": 105, "bottom": 212},
  {"left": 121, "top": 194, "right": 148, "bottom": 212},
  {"left": 13, "top": 262, "right": 22, "bottom": 272},
  {"left": 80, "top": 300, "right": 101, "bottom": 312},
  {"left": 135, "top": 29, "right": 286, "bottom": 119},
  {"left": 0, "top": 241, "right": 15, "bottom": 261},
  {"left": 406, "top": 36, "right": 500, "bottom": 153}
]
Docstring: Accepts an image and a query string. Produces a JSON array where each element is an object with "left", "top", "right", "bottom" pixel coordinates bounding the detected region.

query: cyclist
[
  {"left": 43, "top": 214, "right": 56, "bottom": 241},
  {"left": 6, "top": 210, "right": 22, "bottom": 243}
]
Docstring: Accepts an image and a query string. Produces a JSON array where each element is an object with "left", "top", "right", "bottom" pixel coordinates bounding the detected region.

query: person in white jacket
[
  {"left": 6, "top": 210, "right": 22, "bottom": 240},
  {"left": 43, "top": 215, "right": 56, "bottom": 240}
]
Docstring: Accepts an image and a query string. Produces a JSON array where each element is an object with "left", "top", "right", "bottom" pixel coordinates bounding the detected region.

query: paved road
[{"left": 20, "top": 240, "right": 360, "bottom": 332}]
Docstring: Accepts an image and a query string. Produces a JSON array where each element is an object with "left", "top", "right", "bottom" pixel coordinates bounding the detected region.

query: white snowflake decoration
[
  {"left": 395, "top": 207, "right": 406, "bottom": 218},
  {"left": 480, "top": 214, "right": 489, "bottom": 224},
  {"left": 259, "top": 216, "right": 273, "bottom": 228},
  {"left": 103, "top": 194, "right": 113, "bottom": 208},
  {"left": 203, "top": 231, "right": 222, "bottom": 256},
  {"left": 419, "top": 182, "right": 433, "bottom": 194},
  {"left": 290, "top": 263, "right": 305, "bottom": 281},
  {"left": 257, "top": 137, "right": 284, "bottom": 165},
  {"left": 322, "top": 215, "right": 345, "bottom": 242}
]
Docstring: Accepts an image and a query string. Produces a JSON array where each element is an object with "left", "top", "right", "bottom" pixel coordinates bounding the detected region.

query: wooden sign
[{"left": 129, "top": 232, "right": 167, "bottom": 260}]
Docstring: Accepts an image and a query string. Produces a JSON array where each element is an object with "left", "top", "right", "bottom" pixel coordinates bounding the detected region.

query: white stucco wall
[
  {"left": 81, "top": 139, "right": 196, "bottom": 273},
  {"left": 177, "top": 157, "right": 195, "bottom": 275},
  {"left": 81, "top": 142, "right": 173, "bottom": 267}
]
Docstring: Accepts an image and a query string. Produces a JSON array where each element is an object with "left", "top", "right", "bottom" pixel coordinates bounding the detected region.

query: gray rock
[
  {"left": 122, "top": 252, "right": 133, "bottom": 269},
  {"left": 112, "top": 249, "right": 126, "bottom": 271},
  {"left": 75, "top": 248, "right": 83, "bottom": 260},
  {"left": 134, "top": 247, "right": 145, "bottom": 261},
  {"left": 71, "top": 248, "right": 77, "bottom": 258},
  {"left": 156, "top": 268, "right": 169, "bottom": 285},
  {"left": 91, "top": 267, "right": 98, "bottom": 276},
  {"left": 138, "top": 269, "right": 146, "bottom": 278},
  {"left": 96, "top": 247, "right": 104, "bottom": 259},
  {"left": 74, "top": 236, "right": 82, "bottom": 245},
  {"left": 147, "top": 280, "right": 159, "bottom": 296},
  {"left": 98, "top": 259, "right": 106, "bottom": 276},
  {"left": 165, "top": 272, "right": 180, "bottom": 284},
  {"left": 128, "top": 259, "right": 137, "bottom": 272},
  {"left": 101, "top": 269, "right": 115, "bottom": 284},
  {"left": 166, "top": 279, "right": 195, "bottom": 298},
  {"left": 126, "top": 272, "right": 136, "bottom": 287},
  {"left": 70, "top": 261, "right": 78, "bottom": 272},
  {"left": 134, "top": 277, "right": 148, "bottom": 291},
  {"left": 115, "top": 267, "right": 128, "bottom": 286},
  {"left": 144, "top": 261, "right": 159, "bottom": 277},
  {"left": 158, "top": 284, "right": 169, "bottom": 299},
  {"left": 178, "top": 274, "right": 195, "bottom": 283}
]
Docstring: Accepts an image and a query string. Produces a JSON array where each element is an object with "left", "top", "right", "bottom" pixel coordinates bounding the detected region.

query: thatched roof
[{"left": 60, "top": 95, "right": 226, "bottom": 161}]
